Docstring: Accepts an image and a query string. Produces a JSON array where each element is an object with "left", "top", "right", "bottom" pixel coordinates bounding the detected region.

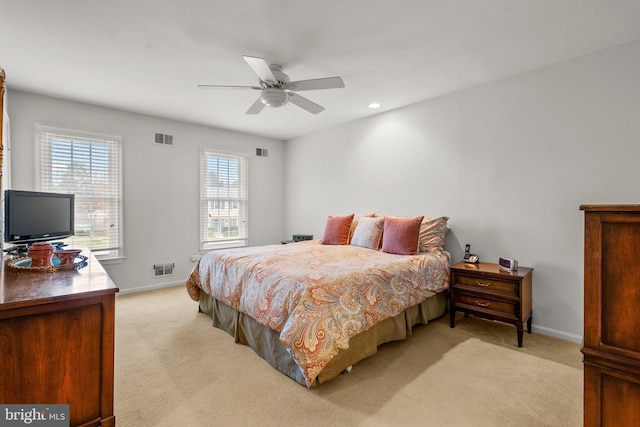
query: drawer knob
[
  {"left": 475, "top": 281, "right": 491, "bottom": 287},
  {"left": 475, "top": 300, "right": 490, "bottom": 307}
]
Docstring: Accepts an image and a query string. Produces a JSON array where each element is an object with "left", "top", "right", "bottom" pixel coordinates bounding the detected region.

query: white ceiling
[{"left": 2, "top": 1, "right": 640, "bottom": 140}]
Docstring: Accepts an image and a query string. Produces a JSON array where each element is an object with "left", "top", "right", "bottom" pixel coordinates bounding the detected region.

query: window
[
  {"left": 200, "top": 148, "right": 248, "bottom": 249},
  {"left": 212, "top": 200, "right": 226, "bottom": 210},
  {"left": 36, "top": 124, "right": 123, "bottom": 259}
]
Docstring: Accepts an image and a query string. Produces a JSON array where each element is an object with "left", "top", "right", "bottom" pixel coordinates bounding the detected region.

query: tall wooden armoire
[{"left": 581, "top": 205, "right": 640, "bottom": 426}]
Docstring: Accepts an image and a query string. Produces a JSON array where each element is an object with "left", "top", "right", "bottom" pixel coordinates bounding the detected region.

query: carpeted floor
[{"left": 114, "top": 285, "right": 582, "bottom": 426}]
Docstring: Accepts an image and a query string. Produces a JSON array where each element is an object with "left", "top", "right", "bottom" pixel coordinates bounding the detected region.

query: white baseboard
[
  {"left": 116, "top": 280, "right": 184, "bottom": 295},
  {"left": 532, "top": 324, "right": 583, "bottom": 344}
]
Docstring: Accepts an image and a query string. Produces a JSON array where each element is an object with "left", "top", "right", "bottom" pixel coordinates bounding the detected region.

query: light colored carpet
[{"left": 114, "top": 285, "right": 582, "bottom": 427}]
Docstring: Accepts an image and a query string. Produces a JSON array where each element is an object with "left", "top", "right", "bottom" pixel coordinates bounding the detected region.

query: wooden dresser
[
  {"left": 449, "top": 261, "right": 533, "bottom": 347},
  {"left": 581, "top": 205, "right": 640, "bottom": 427},
  {"left": 0, "top": 250, "right": 118, "bottom": 427}
]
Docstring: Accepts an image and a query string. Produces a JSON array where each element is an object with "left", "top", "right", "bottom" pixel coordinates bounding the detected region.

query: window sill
[
  {"left": 201, "top": 242, "right": 248, "bottom": 251},
  {"left": 96, "top": 256, "right": 125, "bottom": 265}
]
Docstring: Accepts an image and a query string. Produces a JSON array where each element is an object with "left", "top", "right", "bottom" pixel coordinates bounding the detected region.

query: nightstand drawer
[
  {"left": 454, "top": 274, "right": 517, "bottom": 295},
  {"left": 449, "top": 261, "right": 533, "bottom": 347},
  {"left": 453, "top": 293, "right": 516, "bottom": 317}
]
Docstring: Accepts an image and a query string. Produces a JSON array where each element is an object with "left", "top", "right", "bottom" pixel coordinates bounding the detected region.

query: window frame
[
  {"left": 200, "top": 147, "right": 248, "bottom": 250},
  {"left": 34, "top": 123, "right": 124, "bottom": 261}
]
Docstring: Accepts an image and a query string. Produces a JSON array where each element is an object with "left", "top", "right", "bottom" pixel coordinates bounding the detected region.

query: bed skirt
[{"left": 198, "top": 291, "right": 447, "bottom": 386}]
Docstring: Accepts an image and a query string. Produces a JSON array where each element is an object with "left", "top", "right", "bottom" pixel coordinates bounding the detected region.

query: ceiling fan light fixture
[{"left": 260, "top": 88, "right": 288, "bottom": 108}]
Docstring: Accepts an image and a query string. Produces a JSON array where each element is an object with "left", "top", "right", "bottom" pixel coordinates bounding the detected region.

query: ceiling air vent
[
  {"left": 155, "top": 133, "right": 174, "bottom": 146},
  {"left": 256, "top": 148, "right": 268, "bottom": 157}
]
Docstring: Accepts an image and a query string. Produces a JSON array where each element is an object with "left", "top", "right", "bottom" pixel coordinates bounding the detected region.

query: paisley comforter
[{"left": 186, "top": 240, "right": 449, "bottom": 386}]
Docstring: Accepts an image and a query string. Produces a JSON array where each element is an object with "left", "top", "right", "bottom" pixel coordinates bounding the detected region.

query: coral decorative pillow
[
  {"left": 350, "top": 217, "right": 385, "bottom": 250},
  {"left": 419, "top": 216, "right": 449, "bottom": 252},
  {"left": 381, "top": 216, "right": 424, "bottom": 255},
  {"left": 321, "top": 214, "right": 354, "bottom": 245}
]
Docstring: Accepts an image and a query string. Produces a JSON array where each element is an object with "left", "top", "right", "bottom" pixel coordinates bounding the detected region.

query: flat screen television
[{"left": 4, "top": 190, "right": 75, "bottom": 245}]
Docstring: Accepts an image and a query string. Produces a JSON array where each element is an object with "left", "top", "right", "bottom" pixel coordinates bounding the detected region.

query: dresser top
[
  {"left": 0, "top": 249, "right": 118, "bottom": 310},
  {"left": 580, "top": 204, "right": 640, "bottom": 212},
  {"left": 450, "top": 261, "right": 533, "bottom": 279}
]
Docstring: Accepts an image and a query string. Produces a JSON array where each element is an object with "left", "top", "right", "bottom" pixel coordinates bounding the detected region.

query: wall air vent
[
  {"left": 256, "top": 148, "right": 268, "bottom": 157},
  {"left": 153, "top": 263, "right": 175, "bottom": 277},
  {"left": 155, "top": 133, "right": 174, "bottom": 146}
]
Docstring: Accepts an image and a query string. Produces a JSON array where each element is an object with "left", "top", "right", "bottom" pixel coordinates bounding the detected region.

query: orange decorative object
[
  {"left": 54, "top": 249, "right": 82, "bottom": 265},
  {"left": 28, "top": 242, "right": 54, "bottom": 267}
]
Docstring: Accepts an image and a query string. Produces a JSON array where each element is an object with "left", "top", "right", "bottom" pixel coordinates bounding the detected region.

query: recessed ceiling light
[{"left": 368, "top": 102, "right": 381, "bottom": 109}]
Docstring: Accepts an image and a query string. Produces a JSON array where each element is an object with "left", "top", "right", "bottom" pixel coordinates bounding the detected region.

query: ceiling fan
[{"left": 198, "top": 56, "right": 345, "bottom": 115}]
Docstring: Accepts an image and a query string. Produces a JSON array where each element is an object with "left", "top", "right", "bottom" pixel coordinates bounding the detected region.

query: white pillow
[{"left": 350, "top": 217, "right": 385, "bottom": 250}]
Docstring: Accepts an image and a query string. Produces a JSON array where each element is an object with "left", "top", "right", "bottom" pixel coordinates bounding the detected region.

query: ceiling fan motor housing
[
  {"left": 260, "top": 88, "right": 288, "bottom": 107},
  {"left": 198, "top": 56, "right": 343, "bottom": 114},
  {"left": 269, "top": 65, "right": 290, "bottom": 85}
]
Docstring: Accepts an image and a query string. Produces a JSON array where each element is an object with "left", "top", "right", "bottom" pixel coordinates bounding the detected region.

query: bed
[{"left": 186, "top": 215, "right": 450, "bottom": 387}]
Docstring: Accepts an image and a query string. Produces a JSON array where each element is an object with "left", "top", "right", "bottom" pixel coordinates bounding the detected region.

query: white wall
[
  {"left": 7, "top": 91, "right": 285, "bottom": 293},
  {"left": 285, "top": 39, "right": 640, "bottom": 342}
]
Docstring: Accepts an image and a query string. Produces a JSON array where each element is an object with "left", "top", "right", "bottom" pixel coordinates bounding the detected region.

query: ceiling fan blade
[
  {"left": 283, "top": 76, "right": 345, "bottom": 91},
  {"left": 288, "top": 92, "right": 325, "bottom": 114},
  {"left": 198, "top": 84, "right": 261, "bottom": 90},
  {"left": 246, "top": 97, "right": 266, "bottom": 114},
  {"left": 243, "top": 56, "right": 278, "bottom": 84}
]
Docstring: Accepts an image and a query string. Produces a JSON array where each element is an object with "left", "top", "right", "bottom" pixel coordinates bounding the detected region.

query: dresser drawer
[
  {"left": 454, "top": 274, "right": 517, "bottom": 295},
  {"left": 453, "top": 293, "right": 517, "bottom": 317}
]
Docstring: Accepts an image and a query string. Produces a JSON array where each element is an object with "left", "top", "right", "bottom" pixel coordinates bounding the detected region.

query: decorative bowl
[{"left": 54, "top": 249, "right": 82, "bottom": 265}]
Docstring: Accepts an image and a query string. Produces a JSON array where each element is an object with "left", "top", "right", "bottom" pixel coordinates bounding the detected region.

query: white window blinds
[
  {"left": 200, "top": 148, "right": 248, "bottom": 249},
  {"left": 36, "top": 124, "right": 122, "bottom": 258}
]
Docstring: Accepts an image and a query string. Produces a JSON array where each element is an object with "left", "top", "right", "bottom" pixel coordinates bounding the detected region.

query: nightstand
[{"left": 449, "top": 261, "right": 533, "bottom": 347}]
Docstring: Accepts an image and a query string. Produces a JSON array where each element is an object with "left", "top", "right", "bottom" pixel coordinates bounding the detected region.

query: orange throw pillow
[
  {"left": 321, "top": 214, "right": 355, "bottom": 245},
  {"left": 381, "top": 216, "right": 424, "bottom": 255}
]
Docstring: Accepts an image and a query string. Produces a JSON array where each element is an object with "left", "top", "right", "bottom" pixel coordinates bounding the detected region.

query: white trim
[
  {"left": 115, "top": 280, "right": 185, "bottom": 295},
  {"left": 532, "top": 324, "right": 583, "bottom": 344},
  {"left": 97, "top": 256, "right": 125, "bottom": 265},
  {"left": 34, "top": 122, "right": 122, "bottom": 141},
  {"left": 198, "top": 144, "right": 251, "bottom": 158}
]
